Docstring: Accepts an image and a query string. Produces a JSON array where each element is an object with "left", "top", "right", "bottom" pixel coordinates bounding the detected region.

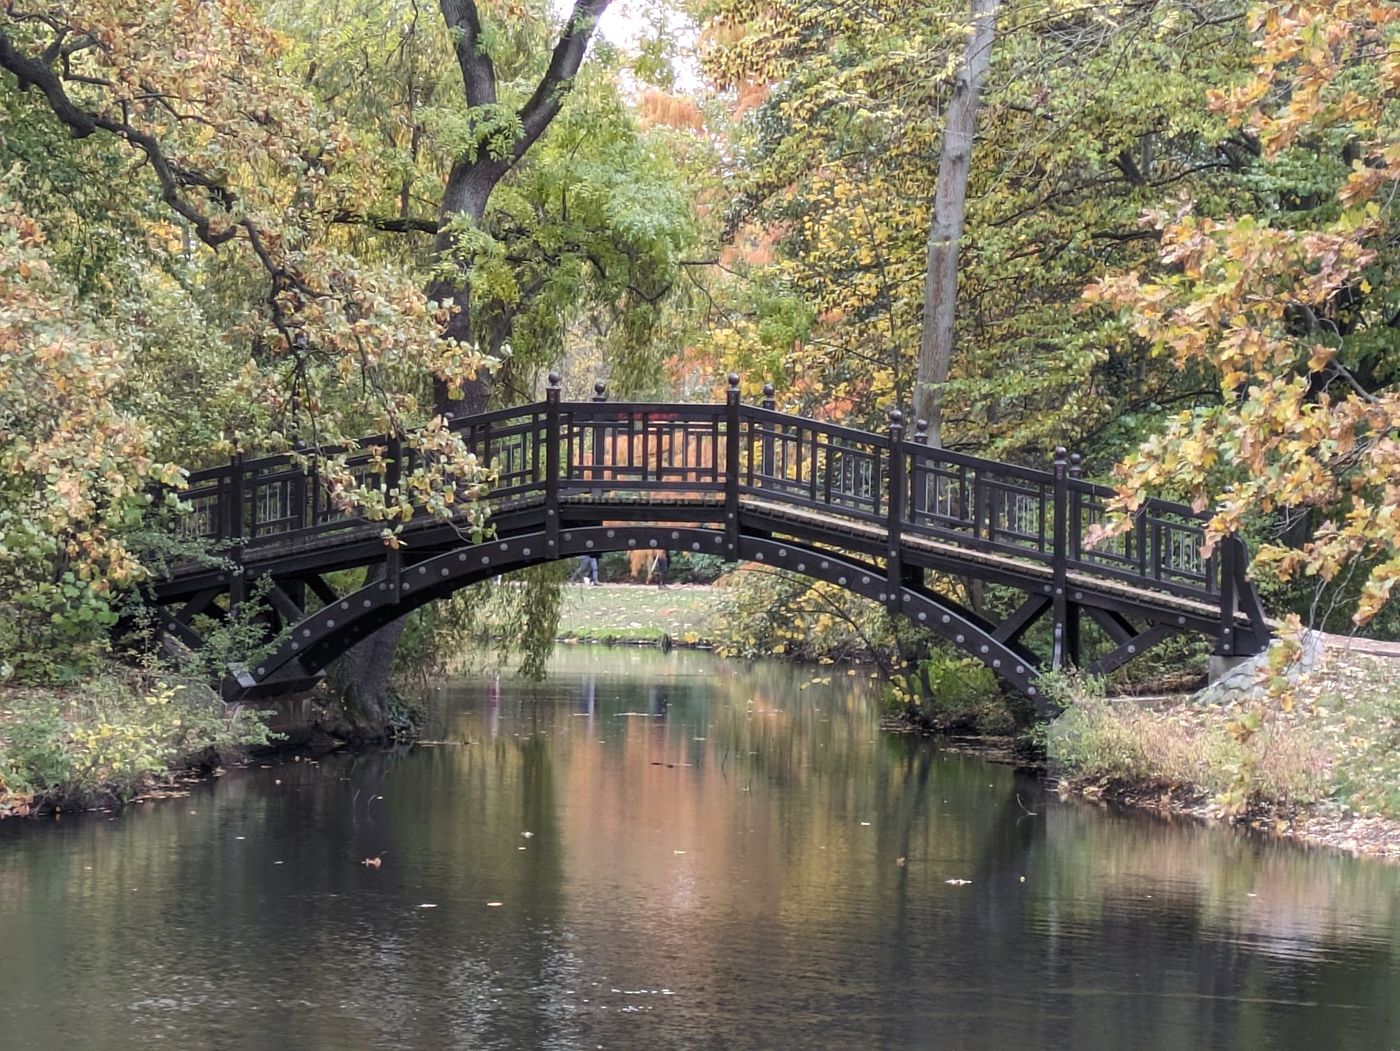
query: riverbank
[
  {"left": 1049, "top": 640, "right": 1400, "bottom": 862},
  {"left": 556, "top": 582, "right": 719, "bottom": 647},
  {"left": 0, "top": 666, "right": 275, "bottom": 818}
]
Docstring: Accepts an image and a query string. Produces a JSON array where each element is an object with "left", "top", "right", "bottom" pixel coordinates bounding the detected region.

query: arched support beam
[{"left": 235, "top": 526, "right": 1054, "bottom": 714}]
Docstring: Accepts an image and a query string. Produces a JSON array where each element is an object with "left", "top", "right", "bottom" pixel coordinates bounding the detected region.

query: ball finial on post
[
  {"left": 593, "top": 381, "right": 607, "bottom": 402},
  {"left": 914, "top": 419, "right": 929, "bottom": 444},
  {"left": 727, "top": 372, "right": 741, "bottom": 390},
  {"left": 547, "top": 370, "right": 561, "bottom": 389},
  {"left": 1069, "top": 452, "right": 1083, "bottom": 478}
]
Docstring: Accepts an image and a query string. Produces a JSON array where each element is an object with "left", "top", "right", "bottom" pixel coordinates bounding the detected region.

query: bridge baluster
[
  {"left": 886, "top": 409, "right": 905, "bottom": 614},
  {"left": 909, "top": 420, "right": 929, "bottom": 523},
  {"left": 1050, "top": 447, "right": 1081, "bottom": 669},
  {"left": 760, "top": 383, "right": 776, "bottom": 483},
  {"left": 545, "top": 372, "right": 561, "bottom": 554},
  {"left": 725, "top": 373, "right": 741, "bottom": 556}
]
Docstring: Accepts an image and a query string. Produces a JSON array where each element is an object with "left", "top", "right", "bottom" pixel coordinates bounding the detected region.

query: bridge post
[
  {"left": 1217, "top": 535, "right": 1239, "bottom": 658},
  {"left": 308, "top": 452, "right": 321, "bottom": 530},
  {"left": 545, "top": 372, "right": 561, "bottom": 555},
  {"left": 1050, "top": 447, "right": 1080, "bottom": 670},
  {"left": 725, "top": 374, "right": 741, "bottom": 558},
  {"left": 885, "top": 410, "right": 905, "bottom": 615},
  {"left": 591, "top": 381, "right": 606, "bottom": 498},
  {"left": 228, "top": 449, "right": 246, "bottom": 613},
  {"left": 760, "top": 383, "right": 776, "bottom": 480},
  {"left": 385, "top": 432, "right": 403, "bottom": 596}
]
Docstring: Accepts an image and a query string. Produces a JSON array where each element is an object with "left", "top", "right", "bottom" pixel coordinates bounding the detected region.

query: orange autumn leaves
[
  {"left": 1088, "top": 1, "right": 1399, "bottom": 625},
  {"left": 0, "top": 197, "right": 178, "bottom": 596}
]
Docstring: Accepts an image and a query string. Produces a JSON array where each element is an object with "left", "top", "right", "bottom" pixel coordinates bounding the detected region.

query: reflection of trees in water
[{"left": 2, "top": 648, "right": 1398, "bottom": 1049}]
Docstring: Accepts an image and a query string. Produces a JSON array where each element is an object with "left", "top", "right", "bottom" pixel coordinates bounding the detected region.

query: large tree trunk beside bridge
[
  {"left": 326, "top": 1, "right": 612, "bottom": 729},
  {"left": 325, "top": 618, "right": 409, "bottom": 739}
]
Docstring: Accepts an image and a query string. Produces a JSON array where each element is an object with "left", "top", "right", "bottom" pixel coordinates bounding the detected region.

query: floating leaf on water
[
  {"left": 944, "top": 879, "right": 972, "bottom": 886},
  {"left": 417, "top": 903, "right": 437, "bottom": 909},
  {"left": 486, "top": 901, "right": 504, "bottom": 907}
]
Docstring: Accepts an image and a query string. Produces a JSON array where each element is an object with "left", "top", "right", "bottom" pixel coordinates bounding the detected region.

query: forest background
[{"left": 0, "top": 0, "right": 1395, "bottom": 770}]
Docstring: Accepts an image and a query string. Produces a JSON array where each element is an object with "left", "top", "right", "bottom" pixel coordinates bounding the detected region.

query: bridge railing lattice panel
[
  {"left": 903, "top": 446, "right": 1055, "bottom": 563},
  {"left": 740, "top": 407, "right": 888, "bottom": 523},
  {"left": 1068, "top": 479, "right": 1217, "bottom": 599},
  {"left": 561, "top": 403, "right": 727, "bottom": 492},
  {"left": 450, "top": 404, "right": 549, "bottom": 500}
]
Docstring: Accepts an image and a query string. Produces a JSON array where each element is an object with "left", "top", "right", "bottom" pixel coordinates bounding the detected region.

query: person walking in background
[
  {"left": 651, "top": 550, "right": 670, "bottom": 589},
  {"left": 573, "top": 554, "right": 599, "bottom": 586}
]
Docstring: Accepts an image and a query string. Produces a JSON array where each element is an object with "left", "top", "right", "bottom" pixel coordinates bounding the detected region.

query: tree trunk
[
  {"left": 914, "top": 0, "right": 998, "bottom": 448},
  {"left": 326, "top": 616, "right": 408, "bottom": 739},
  {"left": 326, "top": 1, "right": 610, "bottom": 725}
]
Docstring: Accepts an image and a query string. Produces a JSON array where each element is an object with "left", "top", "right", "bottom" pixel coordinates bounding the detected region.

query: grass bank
[
  {"left": 555, "top": 583, "right": 720, "bottom": 646},
  {"left": 0, "top": 666, "right": 275, "bottom": 818},
  {"left": 1049, "top": 644, "right": 1400, "bottom": 861}
]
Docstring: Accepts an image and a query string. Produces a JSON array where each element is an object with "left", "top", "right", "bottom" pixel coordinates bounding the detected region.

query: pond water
[{"left": 0, "top": 648, "right": 1397, "bottom": 1049}]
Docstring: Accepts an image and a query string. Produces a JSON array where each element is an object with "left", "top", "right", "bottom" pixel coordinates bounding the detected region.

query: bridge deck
[{"left": 148, "top": 378, "right": 1272, "bottom": 705}]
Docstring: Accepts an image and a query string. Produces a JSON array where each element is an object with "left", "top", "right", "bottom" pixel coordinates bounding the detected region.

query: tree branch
[
  {"left": 0, "top": 28, "right": 242, "bottom": 246},
  {"left": 437, "top": 0, "right": 496, "bottom": 107},
  {"left": 331, "top": 210, "right": 440, "bottom": 234},
  {"left": 514, "top": 0, "right": 612, "bottom": 163}
]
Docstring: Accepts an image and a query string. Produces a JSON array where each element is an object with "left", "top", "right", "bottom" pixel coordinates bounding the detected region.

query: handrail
[{"left": 163, "top": 376, "right": 1227, "bottom": 608}]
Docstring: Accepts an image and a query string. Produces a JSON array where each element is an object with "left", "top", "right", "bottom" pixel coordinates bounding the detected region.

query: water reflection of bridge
[{"left": 149, "top": 376, "right": 1270, "bottom": 712}]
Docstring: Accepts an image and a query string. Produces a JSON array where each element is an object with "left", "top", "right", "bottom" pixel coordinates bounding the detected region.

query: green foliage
[
  {"left": 0, "top": 185, "right": 185, "bottom": 681},
  {"left": 892, "top": 649, "right": 1019, "bottom": 735},
  {"left": 395, "top": 562, "right": 570, "bottom": 683},
  {"left": 710, "top": 568, "right": 899, "bottom": 664},
  {"left": 0, "top": 672, "right": 274, "bottom": 811},
  {"left": 698, "top": 0, "right": 1261, "bottom": 453},
  {"left": 1, "top": 0, "right": 707, "bottom": 696}
]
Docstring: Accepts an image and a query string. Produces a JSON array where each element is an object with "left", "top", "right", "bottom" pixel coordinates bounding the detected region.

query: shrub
[
  {"left": 893, "top": 650, "right": 1021, "bottom": 735},
  {"left": 0, "top": 670, "right": 274, "bottom": 810}
]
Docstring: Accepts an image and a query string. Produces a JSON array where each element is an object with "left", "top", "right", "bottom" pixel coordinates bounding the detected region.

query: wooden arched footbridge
[{"left": 147, "top": 376, "right": 1270, "bottom": 714}]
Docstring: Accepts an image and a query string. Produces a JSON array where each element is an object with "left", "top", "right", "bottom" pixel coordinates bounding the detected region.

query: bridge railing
[
  {"left": 892, "top": 438, "right": 1218, "bottom": 604},
  {"left": 448, "top": 403, "right": 550, "bottom": 501},
  {"left": 902, "top": 443, "right": 1056, "bottom": 564},
  {"left": 1066, "top": 477, "right": 1217, "bottom": 598},
  {"left": 740, "top": 404, "right": 889, "bottom": 524},
  {"left": 167, "top": 376, "right": 1227, "bottom": 610},
  {"left": 559, "top": 401, "right": 728, "bottom": 493}
]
